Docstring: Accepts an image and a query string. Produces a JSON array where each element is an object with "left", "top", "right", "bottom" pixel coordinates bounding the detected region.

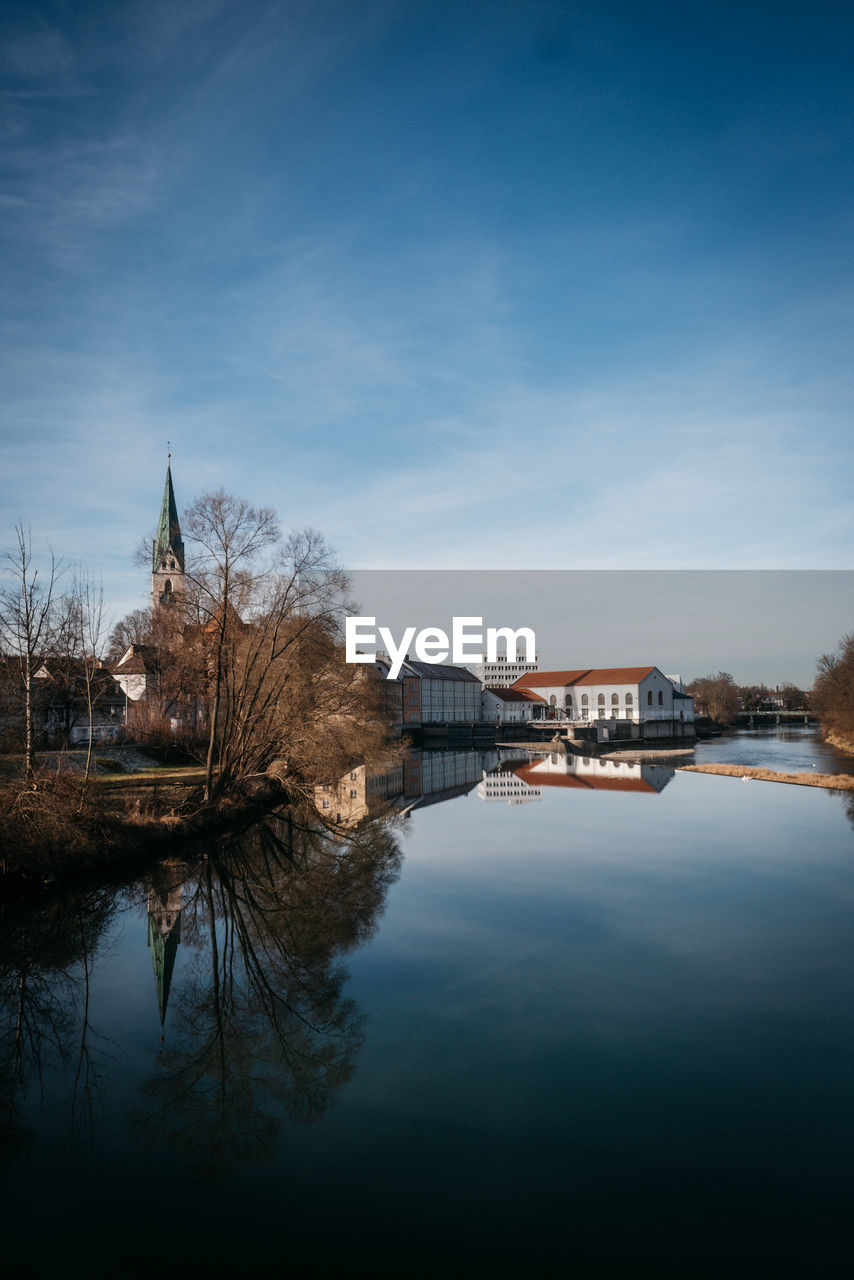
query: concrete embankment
[{"left": 679, "top": 763, "right": 854, "bottom": 791}]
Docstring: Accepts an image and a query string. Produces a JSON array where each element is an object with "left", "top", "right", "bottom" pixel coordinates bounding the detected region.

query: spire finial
[{"left": 167, "top": 439, "right": 171, "bottom": 464}]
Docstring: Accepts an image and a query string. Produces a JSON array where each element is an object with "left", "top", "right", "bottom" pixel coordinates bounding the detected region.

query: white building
[
  {"left": 513, "top": 666, "right": 694, "bottom": 730},
  {"left": 481, "top": 686, "right": 543, "bottom": 724},
  {"left": 111, "top": 644, "right": 159, "bottom": 704},
  {"left": 473, "top": 653, "right": 539, "bottom": 688}
]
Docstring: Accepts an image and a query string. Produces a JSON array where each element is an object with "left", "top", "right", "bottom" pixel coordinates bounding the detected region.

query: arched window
[
  {"left": 611, "top": 693, "right": 619, "bottom": 706},
  {"left": 581, "top": 693, "right": 588, "bottom": 705},
  {"left": 549, "top": 695, "right": 557, "bottom": 706},
  {"left": 647, "top": 690, "right": 653, "bottom": 706},
  {"left": 658, "top": 691, "right": 663, "bottom": 705},
  {"left": 626, "top": 692, "right": 633, "bottom": 706},
  {"left": 597, "top": 693, "right": 605, "bottom": 705},
  {"left": 164, "top": 580, "right": 172, "bottom": 597}
]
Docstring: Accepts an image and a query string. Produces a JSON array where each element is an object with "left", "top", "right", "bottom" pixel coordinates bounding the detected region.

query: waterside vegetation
[{"left": 0, "top": 493, "right": 399, "bottom": 898}]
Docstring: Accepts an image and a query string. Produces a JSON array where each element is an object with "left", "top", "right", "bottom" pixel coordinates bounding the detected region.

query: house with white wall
[
  {"left": 481, "top": 685, "right": 544, "bottom": 724},
  {"left": 512, "top": 666, "right": 694, "bottom": 739}
]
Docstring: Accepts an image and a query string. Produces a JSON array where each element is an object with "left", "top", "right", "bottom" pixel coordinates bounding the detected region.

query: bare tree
[
  {"left": 812, "top": 634, "right": 854, "bottom": 744},
  {"left": 0, "top": 524, "right": 61, "bottom": 780},
  {"left": 106, "top": 607, "right": 154, "bottom": 663},
  {"left": 686, "top": 671, "right": 740, "bottom": 724},
  {"left": 180, "top": 493, "right": 388, "bottom": 805},
  {"left": 183, "top": 491, "right": 280, "bottom": 801},
  {"left": 69, "top": 571, "right": 108, "bottom": 791}
]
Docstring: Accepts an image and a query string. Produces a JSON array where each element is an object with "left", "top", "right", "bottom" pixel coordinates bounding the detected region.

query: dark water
[{"left": 3, "top": 736, "right": 854, "bottom": 1269}]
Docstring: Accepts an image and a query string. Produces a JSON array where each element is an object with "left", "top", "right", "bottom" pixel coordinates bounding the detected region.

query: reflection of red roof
[{"left": 513, "top": 762, "right": 658, "bottom": 793}]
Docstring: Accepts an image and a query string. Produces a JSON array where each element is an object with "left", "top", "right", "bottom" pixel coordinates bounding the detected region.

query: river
[{"left": 3, "top": 728, "right": 854, "bottom": 1269}]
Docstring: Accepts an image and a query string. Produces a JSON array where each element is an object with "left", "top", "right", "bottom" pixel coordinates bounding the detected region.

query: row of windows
[{"left": 552, "top": 690, "right": 666, "bottom": 708}]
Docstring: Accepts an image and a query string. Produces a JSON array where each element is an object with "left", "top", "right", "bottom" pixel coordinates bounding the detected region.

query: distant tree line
[{"left": 686, "top": 672, "right": 810, "bottom": 724}]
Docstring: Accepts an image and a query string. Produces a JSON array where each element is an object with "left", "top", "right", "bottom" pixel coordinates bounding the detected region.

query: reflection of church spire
[{"left": 147, "top": 875, "right": 183, "bottom": 1040}]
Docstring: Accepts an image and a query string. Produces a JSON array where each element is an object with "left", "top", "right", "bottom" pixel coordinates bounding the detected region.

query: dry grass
[{"left": 679, "top": 763, "right": 854, "bottom": 790}]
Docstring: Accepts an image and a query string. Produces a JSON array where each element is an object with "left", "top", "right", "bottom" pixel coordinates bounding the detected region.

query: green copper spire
[
  {"left": 148, "top": 908, "right": 182, "bottom": 1039},
  {"left": 152, "top": 464, "right": 184, "bottom": 572}
]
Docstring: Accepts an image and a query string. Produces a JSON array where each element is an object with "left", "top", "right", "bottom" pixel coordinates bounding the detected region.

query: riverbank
[
  {"left": 679, "top": 763, "right": 854, "bottom": 790},
  {"left": 0, "top": 771, "right": 290, "bottom": 902}
]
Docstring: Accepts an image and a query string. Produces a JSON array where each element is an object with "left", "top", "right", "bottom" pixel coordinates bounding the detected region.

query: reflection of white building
[
  {"left": 477, "top": 764, "right": 542, "bottom": 804},
  {"left": 474, "top": 653, "right": 539, "bottom": 687},
  {"left": 513, "top": 752, "right": 675, "bottom": 794}
]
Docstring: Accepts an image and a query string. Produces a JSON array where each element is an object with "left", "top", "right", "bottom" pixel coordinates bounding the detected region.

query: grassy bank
[
  {"left": 679, "top": 763, "right": 854, "bottom": 790},
  {"left": 0, "top": 770, "right": 288, "bottom": 901}
]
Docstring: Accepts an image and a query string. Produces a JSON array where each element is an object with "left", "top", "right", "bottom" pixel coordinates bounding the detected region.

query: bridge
[{"left": 735, "top": 710, "right": 816, "bottom": 726}]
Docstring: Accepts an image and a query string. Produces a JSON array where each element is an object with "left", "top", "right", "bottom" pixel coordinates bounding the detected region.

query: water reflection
[
  {"left": 0, "top": 886, "right": 118, "bottom": 1165},
  {"left": 315, "top": 747, "right": 675, "bottom": 822},
  {"left": 314, "top": 748, "right": 501, "bottom": 823},
  {"left": 147, "top": 863, "right": 184, "bottom": 1040},
  {"left": 490, "top": 751, "right": 675, "bottom": 794},
  {"left": 130, "top": 808, "right": 403, "bottom": 1173},
  {"left": 0, "top": 803, "right": 403, "bottom": 1179}
]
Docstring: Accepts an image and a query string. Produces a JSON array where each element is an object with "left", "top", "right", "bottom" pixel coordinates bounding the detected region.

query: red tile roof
[
  {"left": 571, "top": 667, "right": 656, "bottom": 686},
  {"left": 485, "top": 686, "right": 545, "bottom": 703},
  {"left": 512, "top": 669, "right": 591, "bottom": 689},
  {"left": 513, "top": 666, "right": 657, "bottom": 689}
]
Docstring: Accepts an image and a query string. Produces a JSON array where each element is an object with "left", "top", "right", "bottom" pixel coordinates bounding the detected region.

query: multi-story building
[
  {"left": 399, "top": 659, "right": 483, "bottom": 723},
  {"left": 473, "top": 653, "right": 539, "bottom": 687}
]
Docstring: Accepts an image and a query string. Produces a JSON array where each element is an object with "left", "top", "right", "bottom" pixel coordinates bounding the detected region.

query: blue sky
[{"left": 2, "top": 0, "right": 853, "bottom": 636}]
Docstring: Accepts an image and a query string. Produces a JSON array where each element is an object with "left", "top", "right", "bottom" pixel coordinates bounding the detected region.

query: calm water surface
[
  {"left": 694, "top": 723, "right": 854, "bottom": 775},
  {"left": 3, "top": 731, "right": 854, "bottom": 1269}
]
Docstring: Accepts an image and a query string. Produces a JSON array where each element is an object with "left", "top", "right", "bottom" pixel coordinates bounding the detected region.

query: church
[
  {"left": 151, "top": 462, "right": 185, "bottom": 613},
  {"left": 111, "top": 462, "right": 189, "bottom": 722}
]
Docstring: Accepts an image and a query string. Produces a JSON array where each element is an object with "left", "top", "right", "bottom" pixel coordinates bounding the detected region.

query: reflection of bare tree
[
  {"left": 133, "top": 806, "right": 402, "bottom": 1175},
  {"left": 0, "top": 890, "right": 116, "bottom": 1169},
  {"left": 839, "top": 788, "right": 854, "bottom": 835},
  {"left": 68, "top": 889, "right": 117, "bottom": 1152}
]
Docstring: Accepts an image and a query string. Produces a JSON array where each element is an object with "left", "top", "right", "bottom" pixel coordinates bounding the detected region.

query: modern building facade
[{"left": 473, "top": 653, "right": 539, "bottom": 688}]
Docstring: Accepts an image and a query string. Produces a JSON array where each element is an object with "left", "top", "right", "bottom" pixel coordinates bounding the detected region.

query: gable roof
[
  {"left": 400, "top": 660, "right": 481, "bottom": 682},
  {"left": 484, "top": 686, "right": 545, "bottom": 703},
  {"left": 112, "top": 644, "right": 159, "bottom": 675},
  {"left": 513, "top": 666, "right": 658, "bottom": 689},
  {"left": 571, "top": 666, "right": 657, "bottom": 686},
  {"left": 512, "top": 669, "right": 592, "bottom": 689}
]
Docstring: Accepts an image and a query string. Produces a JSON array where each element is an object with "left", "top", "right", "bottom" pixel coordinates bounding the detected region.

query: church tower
[{"left": 152, "top": 461, "right": 185, "bottom": 614}]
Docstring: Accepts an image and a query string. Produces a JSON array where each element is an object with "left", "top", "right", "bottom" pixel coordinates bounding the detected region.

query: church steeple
[{"left": 152, "top": 460, "right": 186, "bottom": 613}]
